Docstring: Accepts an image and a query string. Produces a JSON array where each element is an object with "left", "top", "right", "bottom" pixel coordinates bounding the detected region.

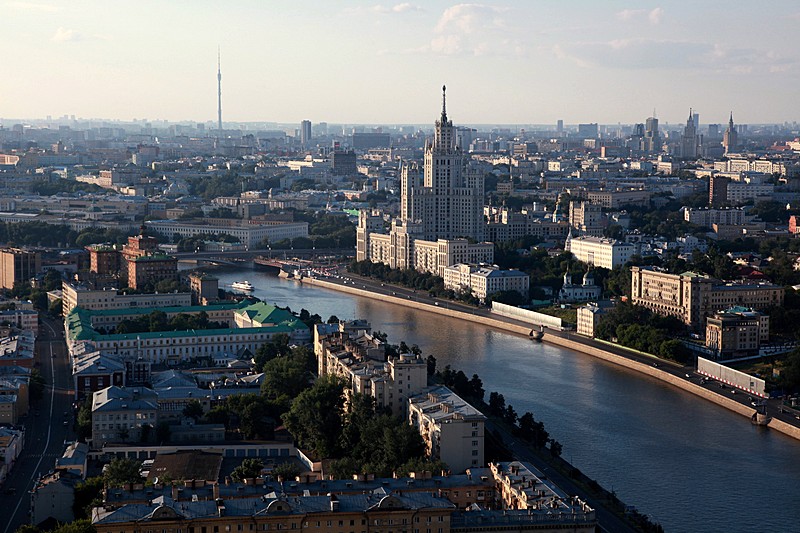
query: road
[
  {"left": 2, "top": 317, "right": 72, "bottom": 532},
  {"left": 486, "top": 420, "right": 637, "bottom": 533},
  {"left": 329, "top": 268, "right": 800, "bottom": 429}
]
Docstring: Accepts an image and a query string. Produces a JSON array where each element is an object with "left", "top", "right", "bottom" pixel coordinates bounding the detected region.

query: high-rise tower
[
  {"left": 401, "top": 85, "right": 484, "bottom": 241},
  {"left": 723, "top": 112, "right": 738, "bottom": 155},
  {"left": 680, "top": 108, "right": 698, "bottom": 159},
  {"left": 217, "top": 48, "right": 223, "bottom": 135}
]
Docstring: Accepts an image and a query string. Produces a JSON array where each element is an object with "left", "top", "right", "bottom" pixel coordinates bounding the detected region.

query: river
[{"left": 213, "top": 266, "right": 800, "bottom": 532}]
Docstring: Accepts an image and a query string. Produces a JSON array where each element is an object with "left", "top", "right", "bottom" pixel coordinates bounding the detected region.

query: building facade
[
  {"left": 705, "top": 307, "right": 769, "bottom": 358},
  {"left": 630, "top": 266, "right": 783, "bottom": 329},
  {"left": 357, "top": 88, "right": 492, "bottom": 276},
  {"left": 0, "top": 248, "right": 41, "bottom": 290},
  {"left": 442, "top": 264, "right": 529, "bottom": 302},
  {"left": 565, "top": 235, "right": 635, "bottom": 270},
  {"left": 408, "top": 386, "right": 485, "bottom": 473}
]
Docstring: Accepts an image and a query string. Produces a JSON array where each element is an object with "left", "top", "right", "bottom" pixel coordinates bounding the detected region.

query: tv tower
[{"left": 217, "top": 47, "right": 222, "bottom": 135}]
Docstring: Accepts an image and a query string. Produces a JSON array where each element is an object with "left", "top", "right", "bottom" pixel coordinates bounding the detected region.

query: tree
[
  {"left": 426, "top": 355, "right": 437, "bottom": 376},
  {"left": 182, "top": 399, "right": 204, "bottom": 421},
  {"left": 231, "top": 458, "right": 264, "bottom": 482},
  {"left": 262, "top": 347, "right": 314, "bottom": 402},
  {"left": 273, "top": 461, "right": 303, "bottom": 481},
  {"left": 282, "top": 376, "right": 346, "bottom": 458},
  {"left": 73, "top": 476, "right": 104, "bottom": 519},
  {"left": 469, "top": 374, "right": 485, "bottom": 401},
  {"left": 103, "top": 458, "right": 143, "bottom": 487}
]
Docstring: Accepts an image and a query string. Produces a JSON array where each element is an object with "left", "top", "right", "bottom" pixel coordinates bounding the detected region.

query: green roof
[{"left": 65, "top": 299, "right": 307, "bottom": 342}]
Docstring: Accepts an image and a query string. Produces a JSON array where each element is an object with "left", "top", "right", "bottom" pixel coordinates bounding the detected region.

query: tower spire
[
  {"left": 441, "top": 84, "right": 447, "bottom": 122},
  {"left": 217, "top": 46, "right": 223, "bottom": 135}
]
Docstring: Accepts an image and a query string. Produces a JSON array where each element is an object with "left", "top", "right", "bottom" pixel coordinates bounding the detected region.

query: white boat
[{"left": 231, "top": 281, "right": 254, "bottom": 292}]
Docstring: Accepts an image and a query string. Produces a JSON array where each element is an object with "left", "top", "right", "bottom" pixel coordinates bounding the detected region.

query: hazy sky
[{"left": 4, "top": 1, "right": 800, "bottom": 126}]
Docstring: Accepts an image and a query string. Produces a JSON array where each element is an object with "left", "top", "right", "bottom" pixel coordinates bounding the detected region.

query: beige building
[
  {"left": 576, "top": 301, "right": 613, "bottom": 337},
  {"left": 357, "top": 89, "right": 493, "bottom": 276},
  {"left": 314, "top": 322, "right": 427, "bottom": 416},
  {"left": 408, "top": 386, "right": 485, "bottom": 473},
  {"left": 705, "top": 307, "right": 769, "bottom": 358},
  {"left": 684, "top": 207, "right": 749, "bottom": 227},
  {"left": 568, "top": 201, "right": 603, "bottom": 236},
  {"left": 0, "top": 248, "right": 41, "bottom": 290},
  {"left": 442, "top": 264, "right": 529, "bottom": 302},
  {"left": 62, "top": 282, "right": 192, "bottom": 315},
  {"left": 630, "top": 266, "right": 783, "bottom": 329}
]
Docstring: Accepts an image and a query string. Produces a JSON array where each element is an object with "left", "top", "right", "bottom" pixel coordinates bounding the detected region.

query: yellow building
[{"left": 0, "top": 248, "right": 41, "bottom": 290}]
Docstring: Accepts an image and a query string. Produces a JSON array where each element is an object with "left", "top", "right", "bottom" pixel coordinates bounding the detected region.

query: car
[
  {"left": 63, "top": 420, "right": 68, "bottom": 426},
  {"left": 731, "top": 390, "right": 736, "bottom": 395},
  {"left": 685, "top": 374, "right": 691, "bottom": 378}
]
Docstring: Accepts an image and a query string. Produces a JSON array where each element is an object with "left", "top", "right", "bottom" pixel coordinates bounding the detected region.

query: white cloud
[
  {"left": 648, "top": 7, "right": 664, "bottom": 24},
  {"left": 435, "top": 3, "right": 506, "bottom": 34},
  {"left": 5, "top": 1, "right": 60, "bottom": 12},
  {"left": 51, "top": 27, "right": 81, "bottom": 42},
  {"left": 430, "top": 34, "right": 463, "bottom": 55},
  {"left": 371, "top": 3, "right": 422, "bottom": 14},
  {"left": 616, "top": 7, "right": 664, "bottom": 25},
  {"left": 556, "top": 38, "right": 797, "bottom": 75}
]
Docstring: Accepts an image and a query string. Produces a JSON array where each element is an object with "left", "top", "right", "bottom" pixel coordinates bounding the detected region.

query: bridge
[{"left": 173, "top": 247, "right": 355, "bottom": 265}]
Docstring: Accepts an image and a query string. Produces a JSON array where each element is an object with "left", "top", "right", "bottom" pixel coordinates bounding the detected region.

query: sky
[{"left": 3, "top": 0, "right": 800, "bottom": 126}]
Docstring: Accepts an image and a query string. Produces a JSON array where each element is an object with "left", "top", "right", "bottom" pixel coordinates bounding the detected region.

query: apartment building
[
  {"left": 409, "top": 386, "right": 485, "bottom": 473},
  {"left": 62, "top": 282, "right": 192, "bottom": 315},
  {"left": 565, "top": 235, "right": 635, "bottom": 270},
  {"left": 705, "top": 307, "right": 769, "bottom": 358},
  {"left": 630, "top": 266, "right": 783, "bottom": 329},
  {"left": 0, "top": 248, "right": 41, "bottom": 290},
  {"left": 442, "top": 264, "right": 529, "bottom": 302}
]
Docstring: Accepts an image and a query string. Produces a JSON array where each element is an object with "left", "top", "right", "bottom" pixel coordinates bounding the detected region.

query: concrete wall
[
  {"left": 698, "top": 357, "right": 766, "bottom": 397},
  {"left": 491, "top": 302, "right": 563, "bottom": 329},
  {"left": 299, "top": 277, "right": 800, "bottom": 442}
]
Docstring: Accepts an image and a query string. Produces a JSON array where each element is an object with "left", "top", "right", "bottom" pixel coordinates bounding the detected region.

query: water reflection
[{"left": 210, "top": 267, "right": 800, "bottom": 532}]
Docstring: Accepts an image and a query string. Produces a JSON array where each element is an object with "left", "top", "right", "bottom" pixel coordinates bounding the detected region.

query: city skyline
[{"left": 3, "top": 1, "right": 800, "bottom": 125}]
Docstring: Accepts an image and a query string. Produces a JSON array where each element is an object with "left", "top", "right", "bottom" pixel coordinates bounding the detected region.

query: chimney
[
  {"left": 172, "top": 484, "right": 179, "bottom": 501},
  {"left": 213, "top": 483, "right": 220, "bottom": 500}
]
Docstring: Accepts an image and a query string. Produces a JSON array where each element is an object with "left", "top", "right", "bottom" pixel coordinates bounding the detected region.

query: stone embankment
[{"left": 299, "top": 276, "right": 800, "bottom": 442}]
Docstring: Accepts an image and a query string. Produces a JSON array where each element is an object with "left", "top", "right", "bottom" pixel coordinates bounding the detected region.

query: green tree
[
  {"left": 282, "top": 376, "right": 346, "bottom": 458},
  {"left": 103, "top": 458, "right": 143, "bottom": 487},
  {"left": 182, "top": 399, "right": 204, "bottom": 421},
  {"left": 73, "top": 476, "right": 104, "bottom": 519},
  {"left": 230, "top": 458, "right": 263, "bottom": 482},
  {"left": 272, "top": 461, "right": 303, "bottom": 481}
]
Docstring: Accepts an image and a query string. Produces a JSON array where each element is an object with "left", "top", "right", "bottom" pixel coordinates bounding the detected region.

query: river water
[{"left": 214, "top": 267, "right": 800, "bottom": 532}]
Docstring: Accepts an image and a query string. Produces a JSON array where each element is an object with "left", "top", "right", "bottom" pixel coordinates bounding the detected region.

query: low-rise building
[
  {"left": 442, "top": 264, "right": 529, "bottom": 302},
  {"left": 0, "top": 427, "right": 23, "bottom": 484},
  {"left": 576, "top": 301, "right": 614, "bottom": 337},
  {"left": 91, "top": 386, "right": 158, "bottom": 448},
  {"left": 557, "top": 270, "right": 601, "bottom": 303},
  {"left": 62, "top": 281, "right": 192, "bottom": 316},
  {"left": 409, "top": 386, "right": 485, "bottom": 473},
  {"left": 705, "top": 307, "right": 769, "bottom": 359},
  {"left": 565, "top": 235, "right": 635, "bottom": 270}
]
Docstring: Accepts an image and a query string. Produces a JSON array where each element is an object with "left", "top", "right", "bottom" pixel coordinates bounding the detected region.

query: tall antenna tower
[{"left": 217, "top": 47, "right": 223, "bottom": 135}]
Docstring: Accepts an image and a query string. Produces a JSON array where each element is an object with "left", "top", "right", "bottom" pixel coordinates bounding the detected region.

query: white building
[
  {"left": 557, "top": 270, "right": 601, "bottom": 303},
  {"left": 443, "top": 264, "right": 529, "bottom": 302},
  {"left": 145, "top": 220, "right": 308, "bottom": 248},
  {"left": 684, "top": 207, "right": 749, "bottom": 227},
  {"left": 91, "top": 386, "right": 158, "bottom": 448},
  {"left": 565, "top": 234, "right": 635, "bottom": 270}
]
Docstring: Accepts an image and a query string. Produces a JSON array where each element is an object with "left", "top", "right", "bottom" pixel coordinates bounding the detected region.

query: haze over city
[{"left": 4, "top": 0, "right": 800, "bottom": 125}]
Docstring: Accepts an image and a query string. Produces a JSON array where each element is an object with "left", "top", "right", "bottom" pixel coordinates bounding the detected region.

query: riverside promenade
[{"left": 298, "top": 274, "right": 800, "bottom": 442}]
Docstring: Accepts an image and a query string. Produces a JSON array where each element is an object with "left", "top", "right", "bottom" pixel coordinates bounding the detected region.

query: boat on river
[{"left": 231, "top": 280, "right": 254, "bottom": 292}]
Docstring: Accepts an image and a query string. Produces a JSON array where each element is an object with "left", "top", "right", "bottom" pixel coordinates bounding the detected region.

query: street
[{"left": 2, "top": 317, "right": 72, "bottom": 532}]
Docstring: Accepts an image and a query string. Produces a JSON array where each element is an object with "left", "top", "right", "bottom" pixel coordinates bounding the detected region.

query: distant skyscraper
[
  {"left": 557, "top": 119, "right": 564, "bottom": 135},
  {"left": 680, "top": 109, "right": 698, "bottom": 159},
  {"left": 644, "top": 116, "right": 660, "bottom": 153},
  {"left": 577, "top": 123, "right": 598, "bottom": 139},
  {"left": 723, "top": 112, "right": 738, "bottom": 155},
  {"left": 300, "top": 120, "right": 312, "bottom": 146},
  {"left": 693, "top": 112, "right": 700, "bottom": 130},
  {"left": 217, "top": 48, "right": 222, "bottom": 135}
]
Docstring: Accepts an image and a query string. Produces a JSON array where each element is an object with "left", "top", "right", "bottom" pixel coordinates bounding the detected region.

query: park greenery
[
  {"left": 267, "top": 212, "right": 356, "bottom": 249},
  {"left": 594, "top": 302, "right": 690, "bottom": 363},
  {"left": 0, "top": 221, "right": 129, "bottom": 249}
]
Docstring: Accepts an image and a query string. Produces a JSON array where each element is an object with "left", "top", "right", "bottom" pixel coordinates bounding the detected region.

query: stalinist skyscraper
[
  {"left": 401, "top": 86, "right": 485, "bottom": 242},
  {"left": 357, "top": 87, "right": 492, "bottom": 275}
]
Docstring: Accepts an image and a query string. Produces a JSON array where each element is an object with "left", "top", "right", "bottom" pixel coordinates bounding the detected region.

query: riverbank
[{"left": 299, "top": 275, "right": 800, "bottom": 442}]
